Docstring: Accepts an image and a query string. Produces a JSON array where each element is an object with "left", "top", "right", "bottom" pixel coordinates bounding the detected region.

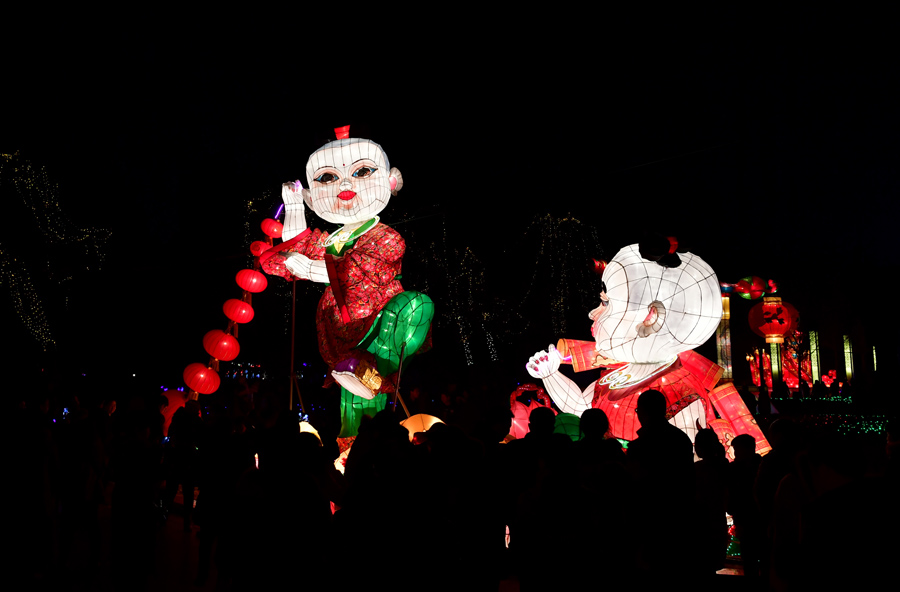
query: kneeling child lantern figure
[
  {"left": 261, "top": 126, "right": 434, "bottom": 439},
  {"left": 526, "top": 242, "right": 770, "bottom": 457}
]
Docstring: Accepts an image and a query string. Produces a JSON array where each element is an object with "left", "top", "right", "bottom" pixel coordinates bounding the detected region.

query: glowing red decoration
[
  {"left": 261, "top": 218, "right": 283, "bottom": 238},
  {"left": 748, "top": 296, "right": 798, "bottom": 344},
  {"left": 223, "top": 299, "right": 255, "bottom": 323},
  {"left": 250, "top": 241, "right": 270, "bottom": 256},
  {"left": 734, "top": 276, "right": 768, "bottom": 300},
  {"left": 202, "top": 329, "right": 240, "bottom": 361},
  {"left": 183, "top": 363, "right": 220, "bottom": 394},
  {"left": 508, "top": 383, "right": 556, "bottom": 439},
  {"left": 334, "top": 125, "right": 351, "bottom": 139},
  {"left": 235, "top": 269, "right": 268, "bottom": 293}
]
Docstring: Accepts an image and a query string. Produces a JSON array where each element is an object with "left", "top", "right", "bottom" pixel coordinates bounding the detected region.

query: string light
[
  {"left": 405, "top": 213, "right": 603, "bottom": 365},
  {"left": 0, "top": 152, "right": 109, "bottom": 351}
]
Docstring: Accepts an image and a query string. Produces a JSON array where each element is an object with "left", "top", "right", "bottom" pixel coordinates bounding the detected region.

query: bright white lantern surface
[{"left": 592, "top": 244, "right": 723, "bottom": 364}]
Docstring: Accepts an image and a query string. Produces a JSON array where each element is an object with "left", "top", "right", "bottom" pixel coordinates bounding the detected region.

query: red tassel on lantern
[
  {"left": 184, "top": 363, "right": 221, "bottom": 394},
  {"left": 203, "top": 330, "right": 240, "bottom": 361},
  {"left": 235, "top": 269, "right": 268, "bottom": 293},
  {"left": 261, "top": 219, "right": 283, "bottom": 238},
  {"left": 223, "top": 299, "right": 255, "bottom": 323}
]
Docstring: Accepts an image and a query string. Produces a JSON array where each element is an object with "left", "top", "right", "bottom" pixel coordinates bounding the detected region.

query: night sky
[{"left": 4, "top": 12, "right": 899, "bottom": 398}]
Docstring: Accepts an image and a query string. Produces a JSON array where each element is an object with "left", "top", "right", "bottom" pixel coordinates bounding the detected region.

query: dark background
[{"left": 3, "top": 11, "right": 898, "bottom": 406}]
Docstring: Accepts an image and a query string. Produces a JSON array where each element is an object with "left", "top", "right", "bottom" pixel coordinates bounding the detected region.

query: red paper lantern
[
  {"left": 223, "top": 299, "right": 255, "bottom": 323},
  {"left": 748, "top": 296, "right": 798, "bottom": 344},
  {"left": 235, "top": 269, "right": 267, "bottom": 293},
  {"left": 261, "top": 218, "right": 283, "bottom": 238},
  {"left": 203, "top": 330, "right": 240, "bottom": 361},
  {"left": 183, "top": 363, "right": 220, "bottom": 394},
  {"left": 250, "top": 241, "right": 270, "bottom": 257},
  {"left": 735, "top": 276, "right": 767, "bottom": 300}
]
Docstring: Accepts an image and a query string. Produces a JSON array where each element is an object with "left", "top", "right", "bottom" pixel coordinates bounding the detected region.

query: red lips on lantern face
[{"left": 338, "top": 191, "right": 356, "bottom": 201}]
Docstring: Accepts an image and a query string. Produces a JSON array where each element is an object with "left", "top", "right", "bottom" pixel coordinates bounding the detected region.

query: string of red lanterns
[{"left": 182, "top": 219, "right": 279, "bottom": 397}]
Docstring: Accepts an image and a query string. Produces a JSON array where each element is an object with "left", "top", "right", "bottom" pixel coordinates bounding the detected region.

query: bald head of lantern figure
[
  {"left": 589, "top": 244, "right": 722, "bottom": 376},
  {"left": 298, "top": 126, "right": 403, "bottom": 226}
]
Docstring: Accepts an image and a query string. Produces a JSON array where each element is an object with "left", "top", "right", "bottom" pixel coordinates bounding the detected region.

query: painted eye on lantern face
[
  {"left": 352, "top": 166, "right": 377, "bottom": 178},
  {"left": 314, "top": 172, "right": 340, "bottom": 184}
]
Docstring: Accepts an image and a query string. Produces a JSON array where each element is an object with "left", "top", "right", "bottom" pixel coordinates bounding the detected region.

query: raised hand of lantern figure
[
  {"left": 260, "top": 126, "right": 433, "bottom": 438},
  {"left": 526, "top": 242, "right": 771, "bottom": 455}
]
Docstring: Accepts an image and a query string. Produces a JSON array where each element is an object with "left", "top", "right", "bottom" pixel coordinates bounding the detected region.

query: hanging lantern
[
  {"left": 261, "top": 218, "right": 283, "bottom": 238},
  {"left": 183, "top": 363, "right": 220, "bottom": 394},
  {"left": 223, "top": 299, "right": 255, "bottom": 323},
  {"left": 748, "top": 296, "right": 798, "bottom": 344},
  {"left": 734, "top": 276, "right": 767, "bottom": 300},
  {"left": 235, "top": 269, "right": 268, "bottom": 293},
  {"left": 203, "top": 329, "right": 240, "bottom": 361},
  {"left": 250, "top": 241, "right": 270, "bottom": 257}
]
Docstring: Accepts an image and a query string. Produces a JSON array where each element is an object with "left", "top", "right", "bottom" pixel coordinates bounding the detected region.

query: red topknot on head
[{"left": 334, "top": 125, "right": 351, "bottom": 140}]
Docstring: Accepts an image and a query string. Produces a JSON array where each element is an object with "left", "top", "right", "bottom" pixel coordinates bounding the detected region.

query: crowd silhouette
[{"left": 8, "top": 378, "right": 898, "bottom": 591}]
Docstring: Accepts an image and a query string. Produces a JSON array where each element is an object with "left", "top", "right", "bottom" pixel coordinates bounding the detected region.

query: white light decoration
[
  {"left": 843, "top": 335, "right": 854, "bottom": 381},
  {"left": 592, "top": 244, "right": 722, "bottom": 367},
  {"left": 809, "top": 330, "right": 821, "bottom": 381},
  {"left": 526, "top": 243, "right": 770, "bottom": 455},
  {"left": 261, "top": 127, "right": 432, "bottom": 445}
]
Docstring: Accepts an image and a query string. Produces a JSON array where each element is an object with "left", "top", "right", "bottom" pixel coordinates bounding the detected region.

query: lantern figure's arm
[
  {"left": 285, "top": 252, "right": 329, "bottom": 283},
  {"left": 260, "top": 228, "right": 327, "bottom": 279},
  {"left": 526, "top": 345, "right": 593, "bottom": 415},
  {"left": 281, "top": 181, "right": 308, "bottom": 241}
]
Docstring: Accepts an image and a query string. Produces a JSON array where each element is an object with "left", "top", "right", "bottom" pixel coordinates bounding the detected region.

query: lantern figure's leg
[
  {"left": 338, "top": 387, "right": 386, "bottom": 438},
  {"left": 358, "top": 291, "right": 434, "bottom": 377},
  {"left": 332, "top": 291, "right": 433, "bottom": 400}
]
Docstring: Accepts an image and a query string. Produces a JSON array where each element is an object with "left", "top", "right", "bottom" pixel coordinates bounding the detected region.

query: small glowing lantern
[
  {"left": 260, "top": 218, "right": 283, "bottom": 238},
  {"left": 399, "top": 414, "right": 444, "bottom": 442},
  {"left": 250, "top": 241, "right": 270, "bottom": 257},
  {"left": 184, "top": 363, "right": 220, "bottom": 394},
  {"left": 235, "top": 269, "right": 268, "bottom": 293},
  {"left": 223, "top": 299, "right": 255, "bottom": 323},
  {"left": 748, "top": 296, "right": 798, "bottom": 344},
  {"left": 734, "top": 276, "right": 768, "bottom": 300},
  {"left": 203, "top": 329, "right": 240, "bottom": 361}
]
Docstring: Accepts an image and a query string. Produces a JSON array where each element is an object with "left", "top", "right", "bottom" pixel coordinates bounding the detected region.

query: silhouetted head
[
  {"left": 768, "top": 417, "right": 799, "bottom": 451},
  {"left": 635, "top": 389, "right": 667, "bottom": 427},
  {"left": 695, "top": 428, "right": 725, "bottom": 460},
  {"left": 580, "top": 408, "right": 610, "bottom": 439},
  {"left": 731, "top": 434, "right": 757, "bottom": 460},
  {"left": 529, "top": 407, "right": 557, "bottom": 435}
]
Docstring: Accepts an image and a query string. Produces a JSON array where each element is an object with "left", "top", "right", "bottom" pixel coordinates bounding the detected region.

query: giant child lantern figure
[
  {"left": 261, "top": 126, "right": 433, "bottom": 440},
  {"left": 526, "top": 241, "right": 770, "bottom": 457}
]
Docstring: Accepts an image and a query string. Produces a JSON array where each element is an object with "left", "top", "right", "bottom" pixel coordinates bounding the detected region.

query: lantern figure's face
[
  {"left": 591, "top": 244, "right": 722, "bottom": 364},
  {"left": 304, "top": 139, "right": 394, "bottom": 225}
]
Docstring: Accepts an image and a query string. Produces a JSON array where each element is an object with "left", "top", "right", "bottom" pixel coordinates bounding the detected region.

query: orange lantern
[
  {"left": 748, "top": 296, "right": 798, "bottom": 344},
  {"left": 235, "top": 269, "right": 268, "bottom": 293},
  {"left": 223, "top": 299, "right": 255, "bottom": 323},
  {"left": 202, "top": 329, "right": 240, "bottom": 361},
  {"left": 183, "top": 363, "right": 220, "bottom": 394},
  {"left": 260, "top": 218, "right": 283, "bottom": 238}
]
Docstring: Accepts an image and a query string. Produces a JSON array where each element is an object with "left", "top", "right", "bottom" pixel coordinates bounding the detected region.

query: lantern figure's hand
[
  {"left": 525, "top": 345, "right": 593, "bottom": 414},
  {"left": 526, "top": 345, "right": 562, "bottom": 379},
  {"left": 284, "top": 252, "right": 329, "bottom": 283},
  {"left": 282, "top": 181, "right": 308, "bottom": 241}
]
